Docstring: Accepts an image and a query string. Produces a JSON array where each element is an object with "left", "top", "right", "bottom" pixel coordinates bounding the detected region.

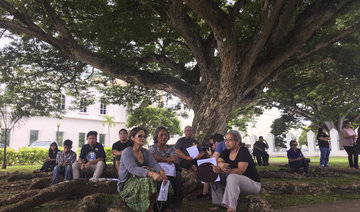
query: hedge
[{"left": 0, "top": 147, "right": 114, "bottom": 166}]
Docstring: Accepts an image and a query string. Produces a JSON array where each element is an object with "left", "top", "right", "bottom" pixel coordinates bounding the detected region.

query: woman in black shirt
[
  {"left": 210, "top": 130, "right": 261, "bottom": 212},
  {"left": 317, "top": 127, "right": 331, "bottom": 167}
]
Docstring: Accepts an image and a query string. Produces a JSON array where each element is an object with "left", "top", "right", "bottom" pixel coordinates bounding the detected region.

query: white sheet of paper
[
  {"left": 158, "top": 162, "right": 176, "bottom": 177},
  {"left": 157, "top": 180, "right": 170, "bottom": 201},
  {"left": 196, "top": 158, "right": 220, "bottom": 182},
  {"left": 186, "top": 145, "right": 199, "bottom": 159}
]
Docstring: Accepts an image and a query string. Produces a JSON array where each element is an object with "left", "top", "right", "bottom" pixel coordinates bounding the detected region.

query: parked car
[{"left": 29, "top": 141, "right": 57, "bottom": 149}]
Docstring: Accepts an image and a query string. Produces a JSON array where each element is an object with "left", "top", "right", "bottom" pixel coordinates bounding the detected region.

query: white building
[{"left": 4, "top": 93, "right": 127, "bottom": 153}]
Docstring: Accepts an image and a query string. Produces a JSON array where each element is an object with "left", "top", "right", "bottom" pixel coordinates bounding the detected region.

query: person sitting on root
[
  {"left": 149, "top": 126, "right": 182, "bottom": 212},
  {"left": 175, "top": 126, "right": 210, "bottom": 200},
  {"left": 72, "top": 131, "right": 106, "bottom": 182},
  {"left": 38, "top": 142, "right": 59, "bottom": 172},
  {"left": 210, "top": 130, "right": 261, "bottom": 212},
  {"left": 117, "top": 127, "right": 169, "bottom": 212},
  {"left": 51, "top": 139, "right": 77, "bottom": 185},
  {"left": 287, "top": 140, "right": 309, "bottom": 175}
]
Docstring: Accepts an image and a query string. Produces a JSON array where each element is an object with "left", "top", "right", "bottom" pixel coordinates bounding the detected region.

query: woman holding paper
[
  {"left": 341, "top": 120, "right": 358, "bottom": 169},
  {"left": 149, "top": 126, "right": 182, "bottom": 212},
  {"left": 211, "top": 130, "right": 261, "bottom": 212},
  {"left": 117, "top": 127, "right": 168, "bottom": 212}
]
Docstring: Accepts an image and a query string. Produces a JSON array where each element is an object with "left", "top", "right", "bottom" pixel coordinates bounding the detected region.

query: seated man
[
  {"left": 175, "top": 126, "right": 208, "bottom": 199},
  {"left": 206, "top": 133, "right": 225, "bottom": 159},
  {"left": 112, "top": 129, "right": 131, "bottom": 173},
  {"left": 253, "top": 136, "right": 269, "bottom": 166},
  {"left": 51, "top": 139, "right": 77, "bottom": 185},
  {"left": 287, "top": 140, "right": 309, "bottom": 175},
  {"left": 73, "top": 131, "right": 106, "bottom": 181}
]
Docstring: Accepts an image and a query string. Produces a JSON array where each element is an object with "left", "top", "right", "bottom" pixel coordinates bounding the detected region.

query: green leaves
[{"left": 126, "top": 107, "right": 182, "bottom": 136}]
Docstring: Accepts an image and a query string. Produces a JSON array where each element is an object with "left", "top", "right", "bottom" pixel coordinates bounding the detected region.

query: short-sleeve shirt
[
  {"left": 220, "top": 146, "right": 260, "bottom": 182},
  {"left": 79, "top": 143, "right": 106, "bottom": 163},
  {"left": 175, "top": 137, "right": 202, "bottom": 162},
  {"left": 341, "top": 128, "right": 356, "bottom": 147},
  {"left": 317, "top": 132, "right": 330, "bottom": 148},
  {"left": 149, "top": 144, "right": 176, "bottom": 158},
  {"left": 287, "top": 148, "right": 304, "bottom": 166},
  {"left": 253, "top": 141, "right": 267, "bottom": 153},
  {"left": 215, "top": 141, "right": 226, "bottom": 153},
  {"left": 112, "top": 140, "right": 132, "bottom": 160}
]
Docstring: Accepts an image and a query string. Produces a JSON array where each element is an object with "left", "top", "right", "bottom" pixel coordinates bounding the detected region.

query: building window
[
  {"left": 79, "top": 132, "right": 86, "bottom": 147},
  {"left": 0, "top": 128, "right": 10, "bottom": 147},
  {"left": 99, "top": 134, "right": 106, "bottom": 145},
  {"left": 29, "top": 130, "right": 39, "bottom": 145},
  {"left": 100, "top": 103, "right": 106, "bottom": 115},
  {"left": 80, "top": 99, "right": 87, "bottom": 113},
  {"left": 58, "top": 94, "right": 65, "bottom": 110},
  {"left": 56, "top": 131, "right": 64, "bottom": 146}
]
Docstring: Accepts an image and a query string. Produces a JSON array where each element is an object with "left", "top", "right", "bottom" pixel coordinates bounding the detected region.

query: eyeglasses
[
  {"left": 136, "top": 135, "right": 147, "bottom": 139},
  {"left": 224, "top": 138, "right": 236, "bottom": 142},
  {"left": 291, "top": 144, "right": 298, "bottom": 146}
]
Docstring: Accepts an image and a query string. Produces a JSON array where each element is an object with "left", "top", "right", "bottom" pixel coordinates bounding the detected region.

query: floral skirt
[{"left": 120, "top": 176, "right": 158, "bottom": 212}]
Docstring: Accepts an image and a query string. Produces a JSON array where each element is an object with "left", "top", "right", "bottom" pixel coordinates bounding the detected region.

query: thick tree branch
[
  {"left": 295, "top": 22, "right": 360, "bottom": 61},
  {"left": 153, "top": 0, "right": 217, "bottom": 84},
  {"left": 237, "top": 0, "right": 285, "bottom": 85},
  {"left": 270, "top": 0, "right": 297, "bottom": 46},
  {"left": 229, "top": 0, "right": 246, "bottom": 21},
  {"left": 0, "top": 0, "right": 196, "bottom": 106}
]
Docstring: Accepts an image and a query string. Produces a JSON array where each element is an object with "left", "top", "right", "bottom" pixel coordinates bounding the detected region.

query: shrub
[
  {"left": 0, "top": 148, "right": 17, "bottom": 166},
  {"left": 17, "top": 147, "right": 48, "bottom": 165}
]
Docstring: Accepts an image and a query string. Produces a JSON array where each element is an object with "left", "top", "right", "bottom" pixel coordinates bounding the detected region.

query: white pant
[
  {"left": 211, "top": 174, "right": 261, "bottom": 210},
  {"left": 72, "top": 161, "right": 105, "bottom": 179}
]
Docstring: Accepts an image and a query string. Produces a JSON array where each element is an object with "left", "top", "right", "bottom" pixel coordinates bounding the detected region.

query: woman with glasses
[
  {"left": 117, "top": 127, "right": 168, "bottom": 212},
  {"left": 149, "top": 126, "right": 181, "bottom": 212},
  {"left": 210, "top": 130, "right": 261, "bottom": 212},
  {"left": 341, "top": 120, "right": 358, "bottom": 169},
  {"left": 287, "top": 140, "right": 309, "bottom": 175}
]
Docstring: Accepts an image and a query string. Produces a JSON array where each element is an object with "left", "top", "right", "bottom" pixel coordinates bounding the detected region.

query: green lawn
[
  {"left": 270, "top": 156, "right": 349, "bottom": 168},
  {"left": 0, "top": 164, "right": 41, "bottom": 173}
]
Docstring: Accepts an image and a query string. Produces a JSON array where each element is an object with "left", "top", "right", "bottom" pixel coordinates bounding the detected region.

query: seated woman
[
  {"left": 117, "top": 127, "right": 168, "bottom": 212},
  {"left": 149, "top": 126, "right": 182, "bottom": 211},
  {"left": 287, "top": 140, "right": 309, "bottom": 175},
  {"left": 39, "top": 142, "right": 59, "bottom": 172},
  {"left": 211, "top": 130, "right": 261, "bottom": 212}
]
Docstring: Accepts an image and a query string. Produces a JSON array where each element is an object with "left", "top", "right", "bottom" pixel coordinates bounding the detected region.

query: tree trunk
[
  {"left": 192, "top": 87, "right": 235, "bottom": 144},
  {"left": 1, "top": 130, "right": 7, "bottom": 169}
]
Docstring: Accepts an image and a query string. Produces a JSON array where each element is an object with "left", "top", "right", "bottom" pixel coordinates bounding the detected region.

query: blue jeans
[
  {"left": 51, "top": 165, "right": 73, "bottom": 185},
  {"left": 319, "top": 147, "right": 330, "bottom": 166}
]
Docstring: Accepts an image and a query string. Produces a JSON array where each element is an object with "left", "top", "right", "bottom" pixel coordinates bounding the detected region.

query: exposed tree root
[
  {"left": 76, "top": 193, "right": 130, "bottom": 212},
  {"left": 0, "top": 179, "right": 117, "bottom": 212},
  {"left": 0, "top": 190, "right": 40, "bottom": 206}
]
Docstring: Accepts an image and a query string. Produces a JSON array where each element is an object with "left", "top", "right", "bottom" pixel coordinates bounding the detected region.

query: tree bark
[{"left": 0, "top": 179, "right": 118, "bottom": 212}]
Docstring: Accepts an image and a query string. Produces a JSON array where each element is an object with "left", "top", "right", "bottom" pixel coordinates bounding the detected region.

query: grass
[
  {"left": 270, "top": 156, "right": 350, "bottom": 168},
  {"left": 0, "top": 164, "right": 41, "bottom": 173}
]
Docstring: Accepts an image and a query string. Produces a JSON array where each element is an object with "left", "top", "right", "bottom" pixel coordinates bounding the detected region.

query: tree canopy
[
  {"left": 261, "top": 33, "right": 360, "bottom": 132},
  {"left": 1, "top": 0, "right": 359, "bottom": 143}
]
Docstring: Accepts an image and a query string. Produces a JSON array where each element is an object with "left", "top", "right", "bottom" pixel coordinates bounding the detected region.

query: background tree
[
  {"left": 261, "top": 34, "right": 360, "bottom": 132},
  {"left": 0, "top": 38, "right": 93, "bottom": 169},
  {"left": 0, "top": 0, "right": 359, "bottom": 144},
  {"left": 126, "top": 107, "right": 182, "bottom": 137},
  {"left": 270, "top": 114, "right": 301, "bottom": 148},
  {"left": 102, "top": 115, "right": 116, "bottom": 146}
]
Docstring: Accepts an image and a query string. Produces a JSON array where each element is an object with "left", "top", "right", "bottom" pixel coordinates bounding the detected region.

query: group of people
[
  {"left": 115, "top": 126, "right": 261, "bottom": 212},
  {"left": 38, "top": 126, "right": 262, "bottom": 212}
]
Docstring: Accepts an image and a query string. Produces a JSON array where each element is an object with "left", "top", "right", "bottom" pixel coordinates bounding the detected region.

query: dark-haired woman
[
  {"left": 118, "top": 127, "right": 168, "bottom": 212},
  {"left": 341, "top": 121, "right": 358, "bottom": 169},
  {"left": 149, "top": 126, "right": 182, "bottom": 211},
  {"left": 211, "top": 130, "right": 261, "bottom": 212},
  {"left": 39, "top": 142, "right": 59, "bottom": 172},
  {"left": 317, "top": 127, "right": 331, "bottom": 167}
]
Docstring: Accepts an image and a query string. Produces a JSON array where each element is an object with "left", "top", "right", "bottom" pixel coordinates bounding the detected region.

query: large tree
[
  {"left": 261, "top": 34, "right": 360, "bottom": 132},
  {"left": 1, "top": 0, "right": 359, "bottom": 144}
]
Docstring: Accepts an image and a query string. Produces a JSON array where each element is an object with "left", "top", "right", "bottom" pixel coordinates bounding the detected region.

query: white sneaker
[{"left": 89, "top": 177, "right": 98, "bottom": 182}]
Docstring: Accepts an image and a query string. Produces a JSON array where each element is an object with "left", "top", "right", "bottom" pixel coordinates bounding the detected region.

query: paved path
[{"left": 275, "top": 199, "right": 360, "bottom": 212}]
